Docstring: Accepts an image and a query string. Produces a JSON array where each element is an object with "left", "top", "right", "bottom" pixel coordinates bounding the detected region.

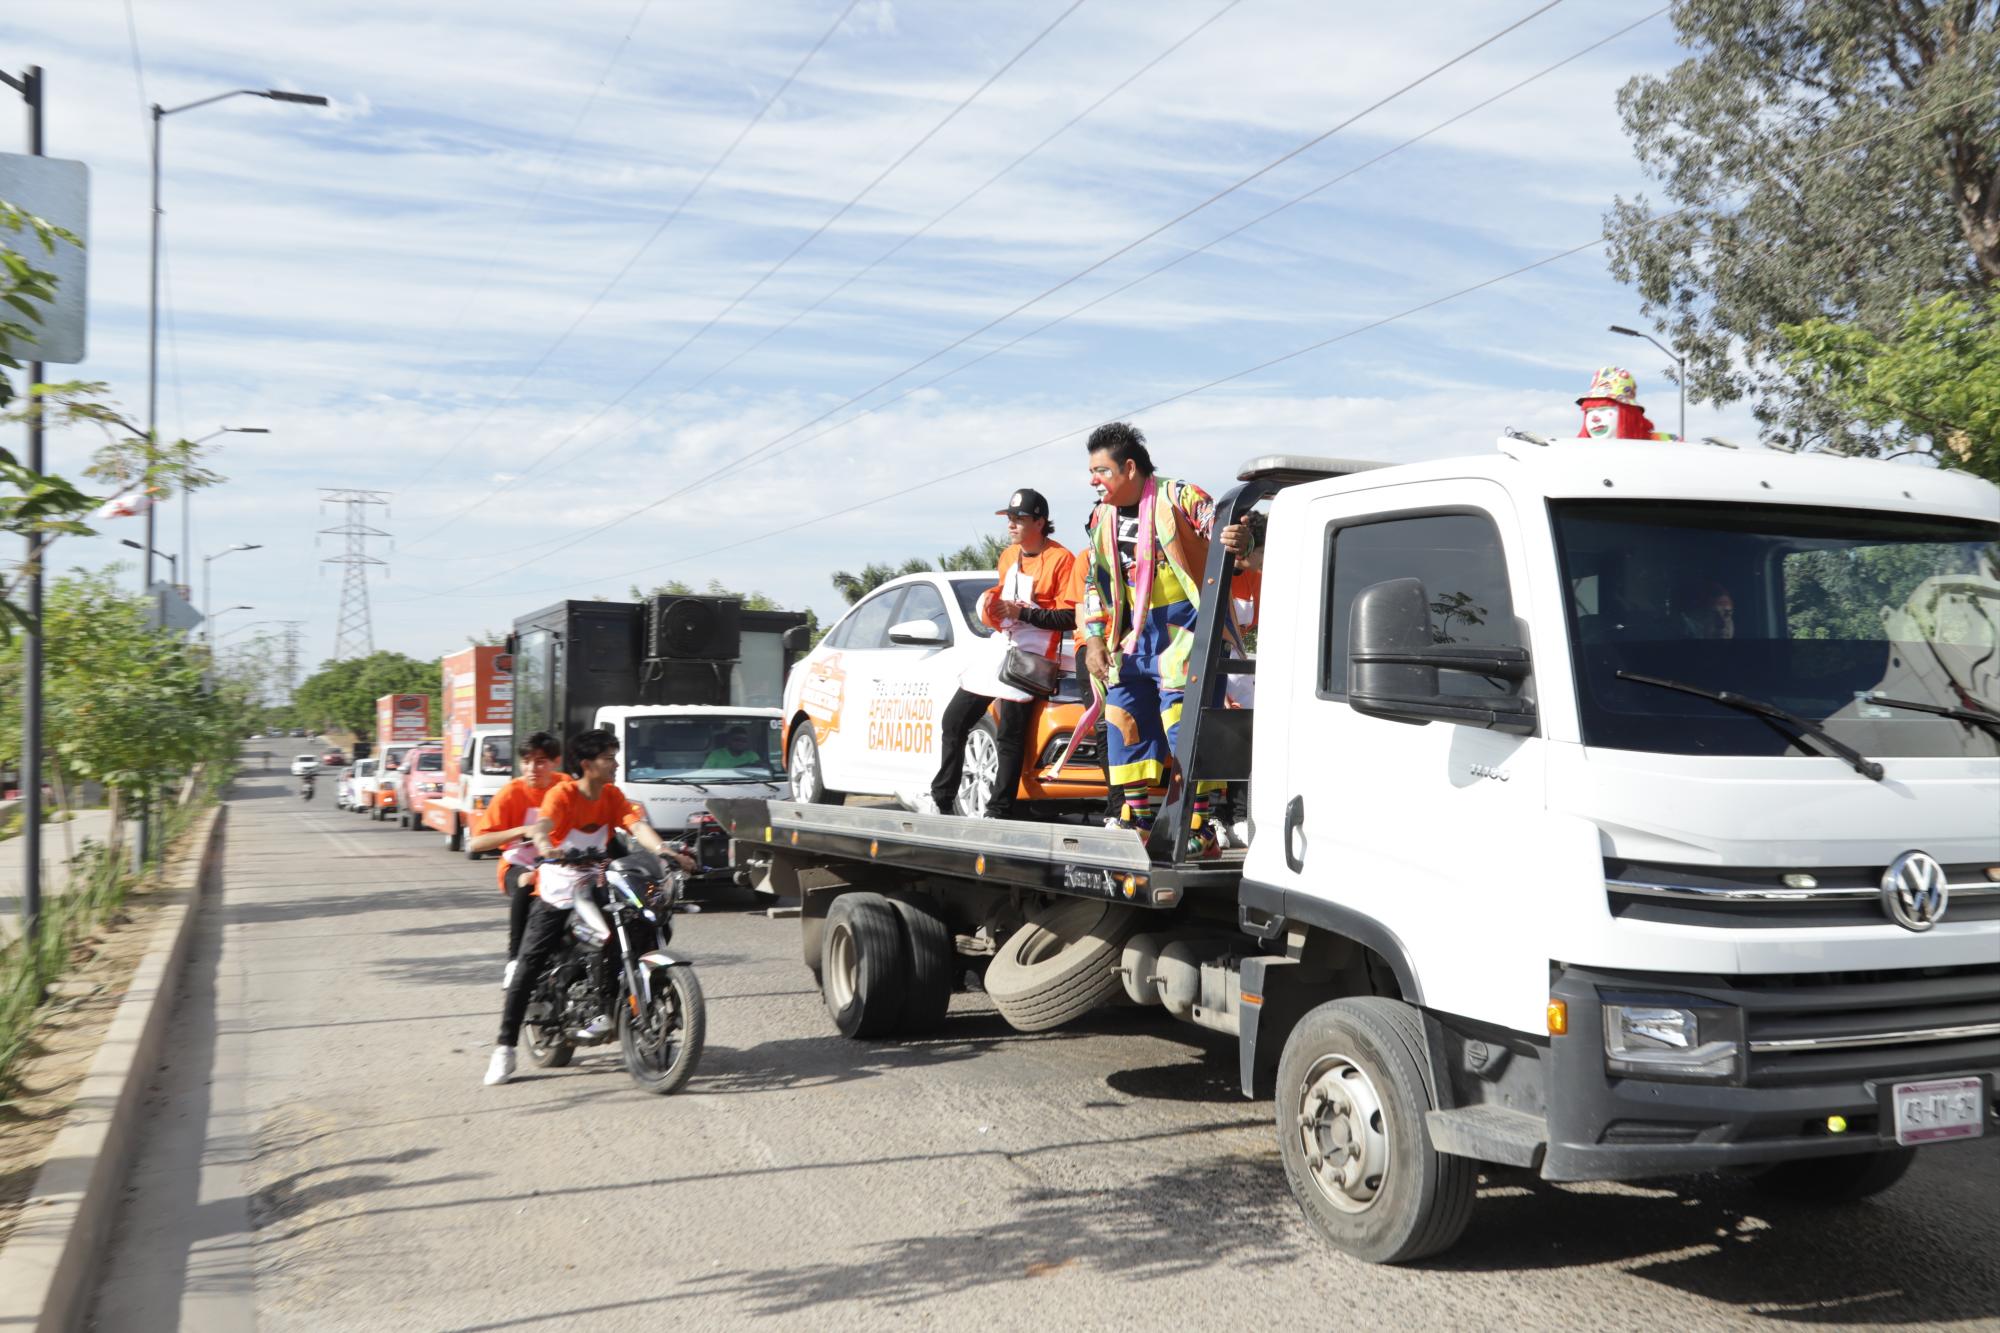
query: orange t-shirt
[
  {"left": 478, "top": 774, "right": 562, "bottom": 888},
  {"left": 533, "top": 778, "right": 646, "bottom": 909}
]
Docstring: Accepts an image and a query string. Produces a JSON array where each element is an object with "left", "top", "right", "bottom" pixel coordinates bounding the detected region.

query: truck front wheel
[
  {"left": 445, "top": 816, "right": 464, "bottom": 853},
  {"left": 1275, "top": 997, "right": 1475, "bottom": 1264}
]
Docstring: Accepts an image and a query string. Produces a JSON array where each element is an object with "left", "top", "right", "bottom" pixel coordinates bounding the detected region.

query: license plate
[{"left": 1891, "top": 1077, "right": 1986, "bottom": 1146}]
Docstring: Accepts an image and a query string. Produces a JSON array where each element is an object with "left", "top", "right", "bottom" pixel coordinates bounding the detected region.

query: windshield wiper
[
  {"left": 1615, "top": 671, "right": 1885, "bottom": 782},
  {"left": 1863, "top": 693, "right": 2000, "bottom": 740}
]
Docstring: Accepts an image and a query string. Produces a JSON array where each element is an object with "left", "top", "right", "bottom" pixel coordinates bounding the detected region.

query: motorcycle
[
  {"left": 299, "top": 773, "right": 316, "bottom": 801},
  {"left": 519, "top": 850, "right": 706, "bottom": 1094}
]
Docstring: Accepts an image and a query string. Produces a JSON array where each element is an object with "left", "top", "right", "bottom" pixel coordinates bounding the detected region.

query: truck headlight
[{"left": 1602, "top": 1003, "right": 1739, "bottom": 1080}]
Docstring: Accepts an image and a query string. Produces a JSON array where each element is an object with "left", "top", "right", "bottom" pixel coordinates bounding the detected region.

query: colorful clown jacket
[{"left": 1080, "top": 475, "right": 1217, "bottom": 691}]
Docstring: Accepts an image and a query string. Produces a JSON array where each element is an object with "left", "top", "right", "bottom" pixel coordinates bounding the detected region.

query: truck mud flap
[{"left": 1424, "top": 1105, "right": 1547, "bottom": 1169}]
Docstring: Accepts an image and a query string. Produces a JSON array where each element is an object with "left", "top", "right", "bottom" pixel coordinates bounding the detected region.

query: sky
[{"left": 1, "top": 0, "right": 1768, "bottom": 672}]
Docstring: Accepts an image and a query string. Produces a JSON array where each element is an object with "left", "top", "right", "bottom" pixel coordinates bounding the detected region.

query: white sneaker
[
  {"left": 578, "top": 1014, "right": 613, "bottom": 1041},
  {"left": 910, "top": 792, "right": 941, "bottom": 815},
  {"left": 483, "top": 1046, "right": 517, "bottom": 1086},
  {"left": 501, "top": 959, "right": 520, "bottom": 990}
]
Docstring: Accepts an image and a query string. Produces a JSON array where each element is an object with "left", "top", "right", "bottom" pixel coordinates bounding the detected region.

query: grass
[{"left": 0, "top": 765, "right": 229, "bottom": 1094}]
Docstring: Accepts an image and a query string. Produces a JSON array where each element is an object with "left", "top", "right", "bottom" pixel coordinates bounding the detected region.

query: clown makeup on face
[{"left": 1583, "top": 405, "right": 1619, "bottom": 439}]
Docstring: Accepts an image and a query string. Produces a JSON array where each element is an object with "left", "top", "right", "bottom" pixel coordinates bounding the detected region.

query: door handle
[{"left": 1284, "top": 795, "right": 1306, "bottom": 873}]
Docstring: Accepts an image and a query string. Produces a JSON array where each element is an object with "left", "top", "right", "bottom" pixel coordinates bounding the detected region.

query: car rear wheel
[{"left": 953, "top": 719, "right": 1001, "bottom": 817}]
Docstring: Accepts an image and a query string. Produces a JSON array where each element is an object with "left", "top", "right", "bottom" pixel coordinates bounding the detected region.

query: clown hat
[{"left": 1577, "top": 366, "right": 1641, "bottom": 407}]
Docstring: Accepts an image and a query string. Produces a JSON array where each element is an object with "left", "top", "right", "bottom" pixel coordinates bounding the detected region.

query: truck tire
[
  {"left": 984, "top": 899, "right": 1134, "bottom": 1032},
  {"left": 788, "top": 727, "right": 844, "bottom": 806},
  {"left": 821, "top": 893, "right": 908, "bottom": 1039},
  {"left": 888, "top": 897, "right": 954, "bottom": 1035},
  {"left": 445, "top": 816, "right": 464, "bottom": 853},
  {"left": 1275, "top": 997, "right": 1475, "bottom": 1264},
  {"left": 1752, "top": 1149, "right": 1915, "bottom": 1203}
]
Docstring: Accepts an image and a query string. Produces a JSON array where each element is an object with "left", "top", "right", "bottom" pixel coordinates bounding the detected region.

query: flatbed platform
[{"left": 712, "top": 798, "right": 1244, "bottom": 908}]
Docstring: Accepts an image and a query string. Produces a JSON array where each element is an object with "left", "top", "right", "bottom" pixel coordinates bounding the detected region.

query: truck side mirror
[
  {"left": 503, "top": 633, "right": 517, "bottom": 656},
  {"left": 781, "top": 625, "right": 810, "bottom": 653},
  {"left": 1348, "top": 578, "right": 1536, "bottom": 734}
]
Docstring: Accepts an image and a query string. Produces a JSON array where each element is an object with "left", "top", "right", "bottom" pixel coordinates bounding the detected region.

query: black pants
[
  {"left": 931, "top": 689, "right": 1030, "bottom": 818},
  {"left": 504, "top": 864, "right": 533, "bottom": 960}
]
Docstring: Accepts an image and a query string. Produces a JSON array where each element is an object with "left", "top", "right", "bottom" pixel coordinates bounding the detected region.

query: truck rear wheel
[
  {"left": 888, "top": 897, "right": 954, "bottom": 1035},
  {"left": 984, "top": 899, "right": 1133, "bottom": 1032},
  {"left": 1275, "top": 997, "right": 1474, "bottom": 1264},
  {"left": 821, "top": 893, "right": 907, "bottom": 1039},
  {"left": 1752, "top": 1149, "right": 1914, "bottom": 1203}
]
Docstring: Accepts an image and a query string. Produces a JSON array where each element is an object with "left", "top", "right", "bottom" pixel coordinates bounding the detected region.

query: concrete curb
[{"left": 0, "top": 802, "right": 227, "bottom": 1333}]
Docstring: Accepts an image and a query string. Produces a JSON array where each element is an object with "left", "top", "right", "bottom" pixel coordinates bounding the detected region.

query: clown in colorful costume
[
  {"left": 1078, "top": 422, "right": 1221, "bottom": 834},
  {"left": 1575, "top": 365, "right": 1679, "bottom": 441}
]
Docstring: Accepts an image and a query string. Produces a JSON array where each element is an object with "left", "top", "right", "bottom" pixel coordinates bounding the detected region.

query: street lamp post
[
  {"left": 203, "top": 541, "right": 262, "bottom": 645},
  {"left": 146, "top": 88, "right": 326, "bottom": 596},
  {"left": 183, "top": 426, "right": 269, "bottom": 570},
  {"left": 1609, "top": 324, "right": 1686, "bottom": 441},
  {"left": 206, "top": 604, "right": 255, "bottom": 634},
  {"left": 119, "top": 538, "right": 178, "bottom": 589}
]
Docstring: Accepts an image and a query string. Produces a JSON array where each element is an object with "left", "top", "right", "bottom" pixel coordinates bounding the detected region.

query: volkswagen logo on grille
[{"left": 1879, "top": 851, "right": 1950, "bottom": 932}]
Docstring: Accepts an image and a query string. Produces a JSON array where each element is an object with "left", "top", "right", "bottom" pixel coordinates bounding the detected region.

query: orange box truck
[
  {"left": 421, "top": 647, "right": 515, "bottom": 855},
  {"left": 364, "top": 692, "right": 432, "bottom": 820}
]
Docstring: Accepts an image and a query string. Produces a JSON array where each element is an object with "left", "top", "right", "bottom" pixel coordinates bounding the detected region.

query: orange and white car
[{"left": 780, "top": 572, "right": 1105, "bottom": 815}]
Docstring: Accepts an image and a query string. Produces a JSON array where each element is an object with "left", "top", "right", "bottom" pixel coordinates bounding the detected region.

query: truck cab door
[{"left": 1252, "top": 479, "right": 1554, "bottom": 1034}]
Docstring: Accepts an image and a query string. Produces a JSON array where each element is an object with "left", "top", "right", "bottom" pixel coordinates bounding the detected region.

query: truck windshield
[
  {"left": 478, "top": 736, "right": 513, "bottom": 775},
  {"left": 1553, "top": 500, "right": 2000, "bottom": 760},
  {"left": 622, "top": 715, "right": 782, "bottom": 783}
]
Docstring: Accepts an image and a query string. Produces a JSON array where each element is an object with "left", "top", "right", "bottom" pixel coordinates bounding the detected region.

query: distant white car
[{"left": 289, "top": 754, "right": 319, "bottom": 777}]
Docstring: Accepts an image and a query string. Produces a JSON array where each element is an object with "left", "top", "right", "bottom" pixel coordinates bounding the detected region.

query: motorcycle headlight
[{"left": 1602, "top": 1001, "right": 1740, "bottom": 1081}]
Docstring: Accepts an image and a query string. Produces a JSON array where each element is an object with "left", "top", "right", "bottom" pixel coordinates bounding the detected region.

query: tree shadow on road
[
  {"left": 1432, "top": 1162, "right": 2000, "bottom": 1324},
  {"left": 684, "top": 1154, "right": 1303, "bottom": 1316}
]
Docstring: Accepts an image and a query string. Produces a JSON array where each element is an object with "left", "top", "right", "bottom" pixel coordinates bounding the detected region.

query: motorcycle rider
[
  {"left": 484, "top": 728, "right": 695, "bottom": 1086},
  {"left": 466, "top": 730, "right": 565, "bottom": 990}
]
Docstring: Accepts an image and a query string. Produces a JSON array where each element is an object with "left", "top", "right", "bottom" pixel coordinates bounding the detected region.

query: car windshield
[
  {"left": 622, "top": 715, "right": 783, "bottom": 783},
  {"left": 416, "top": 751, "right": 443, "bottom": 771},
  {"left": 1553, "top": 500, "right": 2000, "bottom": 760},
  {"left": 295, "top": 754, "right": 314, "bottom": 763},
  {"left": 949, "top": 575, "right": 998, "bottom": 638}
]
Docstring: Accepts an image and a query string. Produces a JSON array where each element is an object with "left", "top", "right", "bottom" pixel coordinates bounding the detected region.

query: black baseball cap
[{"left": 997, "top": 487, "right": 1050, "bottom": 520}]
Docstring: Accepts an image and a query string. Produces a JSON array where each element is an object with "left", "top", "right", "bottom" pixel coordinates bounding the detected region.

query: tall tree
[
  {"left": 293, "top": 651, "right": 440, "bottom": 736},
  {"left": 1605, "top": 1, "right": 1998, "bottom": 453}
]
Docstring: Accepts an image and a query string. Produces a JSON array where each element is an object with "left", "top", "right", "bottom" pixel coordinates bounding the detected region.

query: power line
[
  {"left": 415, "top": 0, "right": 1250, "bottom": 545},
  {"left": 664, "top": 4, "right": 1669, "bottom": 492},
  {"left": 428, "top": 0, "right": 1566, "bottom": 587},
  {"left": 405, "top": 0, "right": 1093, "bottom": 544},
  {"left": 401, "top": 0, "right": 659, "bottom": 417},
  {"left": 119, "top": 0, "right": 150, "bottom": 149},
  {"left": 413, "top": 88, "right": 1995, "bottom": 605}
]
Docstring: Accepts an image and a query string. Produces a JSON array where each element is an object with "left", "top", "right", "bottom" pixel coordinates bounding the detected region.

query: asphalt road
[{"left": 89, "top": 766, "right": 2000, "bottom": 1331}]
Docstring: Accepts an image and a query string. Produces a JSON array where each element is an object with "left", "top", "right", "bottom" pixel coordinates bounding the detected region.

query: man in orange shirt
[
  {"left": 467, "top": 730, "right": 564, "bottom": 991},
  {"left": 485, "top": 728, "right": 694, "bottom": 1086},
  {"left": 920, "top": 487, "right": 1072, "bottom": 819}
]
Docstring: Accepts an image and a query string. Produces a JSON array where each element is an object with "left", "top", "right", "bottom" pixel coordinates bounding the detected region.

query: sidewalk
[{"left": 0, "top": 808, "right": 119, "bottom": 946}]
